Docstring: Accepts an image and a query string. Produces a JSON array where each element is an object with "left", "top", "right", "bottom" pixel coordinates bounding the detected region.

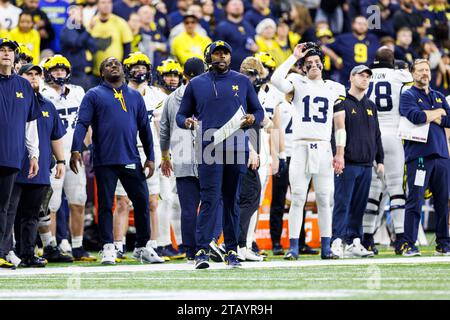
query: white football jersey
[
  {"left": 279, "top": 101, "right": 294, "bottom": 158},
  {"left": 286, "top": 74, "right": 346, "bottom": 141},
  {"left": 41, "top": 84, "right": 85, "bottom": 157},
  {"left": 367, "top": 67, "right": 413, "bottom": 128},
  {"left": 258, "top": 84, "right": 285, "bottom": 166},
  {"left": 139, "top": 85, "right": 168, "bottom": 149}
]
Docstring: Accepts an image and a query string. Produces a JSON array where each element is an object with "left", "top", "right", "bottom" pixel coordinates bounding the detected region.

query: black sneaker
[
  {"left": 299, "top": 245, "right": 320, "bottom": 255},
  {"left": 402, "top": 243, "right": 421, "bottom": 257},
  {"left": 0, "top": 257, "right": 15, "bottom": 269},
  {"left": 209, "top": 240, "right": 224, "bottom": 262},
  {"left": 394, "top": 240, "right": 405, "bottom": 255},
  {"left": 272, "top": 243, "right": 284, "bottom": 256},
  {"left": 43, "top": 245, "right": 74, "bottom": 263},
  {"left": 194, "top": 249, "right": 210, "bottom": 269},
  {"left": 361, "top": 238, "right": 379, "bottom": 255},
  {"left": 19, "top": 256, "right": 47, "bottom": 268},
  {"left": 161, "top": 245, "right": 186, "bottom": 260},
  {"left": 435, "top": 243, "right": 450, "bottom": 256},
  {"left": 72, "top": 247, "right": 97, "bottom": 262},
  {"left": 224, "top": 250, "right": 242, "bottom": 268},
  {"left": 252, "top": 241, "right": 267, "bottom": 257}
]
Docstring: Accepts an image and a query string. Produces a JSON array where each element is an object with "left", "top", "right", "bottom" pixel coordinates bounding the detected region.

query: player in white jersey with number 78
[{"left": 271, "top": 42, "right": 346, "bottom": 260}]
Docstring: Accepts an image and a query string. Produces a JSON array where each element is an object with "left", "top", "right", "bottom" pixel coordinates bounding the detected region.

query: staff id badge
[{"left": 414, "top": 169, "right": 426, "bottom": 187}]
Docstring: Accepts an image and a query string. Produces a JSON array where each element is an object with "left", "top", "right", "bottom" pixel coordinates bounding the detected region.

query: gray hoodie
[{"left": 160, "top": 84, "right": 198, "bottom": 178}]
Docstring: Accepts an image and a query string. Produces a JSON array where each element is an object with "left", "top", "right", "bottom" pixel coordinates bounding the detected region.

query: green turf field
[{"left": 1, "top": 236, "right": 450, "bottom": 300}]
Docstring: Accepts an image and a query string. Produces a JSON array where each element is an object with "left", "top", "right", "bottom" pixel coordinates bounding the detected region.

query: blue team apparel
[
  {"left": 0, "top": 74, "right": 41, "bottom": 169},
  {"left": 71, "top": 81, "right": 155, "bottom": 166},
  {"left": 16, "top": 93, "right": 66, "bottom": 185}
]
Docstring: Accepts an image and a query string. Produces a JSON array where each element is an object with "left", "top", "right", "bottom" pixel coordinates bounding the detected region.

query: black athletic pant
[
  {"left": 0, "top": 167, "right": 20, "bottom": 258},
  {"left": 238, "top": 168, "right": 261, "bottom": 248},
  {"left": 8, "top": 183, "right": 48, "bottom": 257}
]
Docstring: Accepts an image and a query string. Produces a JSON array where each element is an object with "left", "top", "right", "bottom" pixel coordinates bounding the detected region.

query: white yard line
[{"left": 0, "top": 256, "right": 449, "bottom": 277}]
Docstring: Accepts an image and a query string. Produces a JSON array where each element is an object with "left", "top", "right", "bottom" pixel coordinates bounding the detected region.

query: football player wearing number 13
[
  {"left": 271, "top": 42, "right": 346, "bottom": 260},
  {"left": 361, "top": 48, "right": 414, "bottom": 255}
]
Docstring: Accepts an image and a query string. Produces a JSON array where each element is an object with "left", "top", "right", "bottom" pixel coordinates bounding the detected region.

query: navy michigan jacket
[{"left": 176, "top": 69, "right": 265, "bottom": 153}]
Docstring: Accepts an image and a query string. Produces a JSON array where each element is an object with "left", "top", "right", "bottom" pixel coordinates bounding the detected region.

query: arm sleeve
[
  {"left": 176, "top": 83, "right": 195, "bottom": 128},
  {"left": 71, "top": 92, "right": 95, "bottom": 152},
  {"left": 270, "top": 54, "right": 296, "bottom": 94},
  {"left": 374, "top": 108, "right": 384, "bottom": 164},
  {"left": 137, "top": 95, "right": 155, "bottom": 161},
  {"left": 399, "top": 91, "right": 427, "bottom": 124},
  {"left": 245, "top": 78, "right": 265, "bottom": 125},
  {"left": 159, "top": 95, "right": 171, "bottom": 151},
  {"left": 25, "top": 120, "right": 39, "bottom": 160}
]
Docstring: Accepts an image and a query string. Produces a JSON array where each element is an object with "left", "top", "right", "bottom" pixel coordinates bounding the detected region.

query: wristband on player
[
  {"left": 335, "top": 129, "right": 346, "bottom": 147},
  {"left": 56, "top": 160, "right": 66, "bottom": 165},
  {"left": 278, "top": 152, "right": 286, "bottom": 160},
  {"left": 161, "top": 155, "right": 171, "bottom": 161}
]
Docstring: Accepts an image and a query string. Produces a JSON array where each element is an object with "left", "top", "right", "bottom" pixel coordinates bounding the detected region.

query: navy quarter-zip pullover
[
  {"left": 71, "top": 81, "right": 154, "bottom": 166},
  {"left": 399, "top": 86, "right": 450, "bottom": 163}
]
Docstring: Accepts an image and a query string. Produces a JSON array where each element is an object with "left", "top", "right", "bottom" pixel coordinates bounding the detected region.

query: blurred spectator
[
  {"left": 323, "top": 15, "right": 380, "bottom": 83},
  {"left": 428, "top": 0, "right": 450, "bottom": 28},
  {"left": 419, "top": 36, "right": 442, "bottom": 70},
  {"left": 9, "top": 11, "right": 40, "bottom": 63},
  {"left": 171, "top": 12, "right": 211, "bottom": 65},
  {"left": 137, "top": 4, "right": 168, "bottom": 75},
  {"left": 0, "top": 0, "right": 22, "bottom": 31},
  {"left": 315, "top": 25, "right": 335, "bottom": 79},
  {"left": 380, "top": 35, "right": 395, "bottom": 51},
  {"left": 168, "top": 0, "right": 192, "bottom": 27},
  {"left": 82, "top": 0, "right": 98, "bottom": 27},
  {"left": 39, "top": 0, "right": 71, "bottom": 53},
  {"left": 244, "top": 0, "right": 275, "bottom": 28},
  {"left": 113, "top": 0, "right": 140, "bottom": 21},
  {"left": 255, "top": 17, "right": 289, "bottom": 65},
  {"left": 393, "top": 0, "right": 426, "bottom": 46},
  {"left": 128, "top": 12, "right": 142, "bottom": 52},
  {"left": 394, "top": 27, "right": 418, "bottom": 65},
  {"left": 152, "top": 0, "right": 170, "bottom": 38},
  {"left": 201, "top": 0, "right": 218, "bottom": 36},
  {"left": 88, "top": 0, "right": 133, "bottom": 79},
  {"left": 21, "top": 0, "right": 54, "bottom": 50},
  {"left": 169, "top": 3, "right": 208, "bottom": 42},
  {"left": 214, "top": 0, "right": 257, "bottom": 71},
  {"left": 315, "top": 0, "right": 345, "bottom": 34},
  {"left": 274, "top": 18, "right": 300, "bottom": 63},
  {"left": 436, "top": 48, "right": 450, "bottom": 95},
  {"left": 60, "top": 5, "right": 97, "bottom": 90},
  {"left": 362, "top": 0, "right": 398, "bottom": 38},
  {"left": 289, "top": 3, "right": 313, "bottom": 37}
]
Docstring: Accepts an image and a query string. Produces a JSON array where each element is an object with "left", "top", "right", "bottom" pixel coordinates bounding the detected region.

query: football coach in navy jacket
[
  {"left": 399, "top": 59, "right": 450, "bottom": 257},
  {"left": 176, "top": 40, "right": 264, "bottom": 269}
]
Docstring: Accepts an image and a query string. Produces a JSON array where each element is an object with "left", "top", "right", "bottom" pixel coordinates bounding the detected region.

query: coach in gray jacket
[{"left": 160, "top": 57, "right": 218, "bottom": 262}]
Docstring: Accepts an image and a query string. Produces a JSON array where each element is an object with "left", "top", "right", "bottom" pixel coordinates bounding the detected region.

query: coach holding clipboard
[
  {"left": 176, "top": 41, "right": 264, "bottom": 269},
  {"left": 399, "top": 59, "right": 450, "bottom": 257}
]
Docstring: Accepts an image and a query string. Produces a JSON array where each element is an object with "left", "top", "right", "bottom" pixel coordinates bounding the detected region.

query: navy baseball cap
[
  {"left": 18, "top": 63, "right": 42, "bottom": 75},
  {"left": 209, "top": 40, "right": 232, "bottom": 55},
  {"left": 184, "top": 57, "right": 205, "bottom": 78},
  {"left": 0, "top": 38, "right": 19, "bottom": 51}
]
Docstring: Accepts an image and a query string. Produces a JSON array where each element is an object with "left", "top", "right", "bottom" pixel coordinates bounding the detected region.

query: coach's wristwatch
[{"left": 56, "top": 160, "right": 66, "bottom": 165}]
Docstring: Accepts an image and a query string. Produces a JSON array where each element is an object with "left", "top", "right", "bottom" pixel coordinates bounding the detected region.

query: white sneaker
[
  {"left": 245, "top": 248, "right": 264, "bottom": 262},
  {"left": 132, "top": 243, "right": 165, "bottom": 263},
  {"left": 237, "top": 247, "right": 246, "bottom": 261},
  {"left": 101, "top": 243, "right": 117, "bottom": 265},
  {"left": 344, "top": 238, "right": 375, "bottom": 258},
  {"left": 6, "top": 251, "right": 21, "bottom": 267},
  {"left": 59, "top": 239, "right": 72, "bottom": 254},
  {"left": 331, "top": 238, "right": 344, "bottom": 259}
]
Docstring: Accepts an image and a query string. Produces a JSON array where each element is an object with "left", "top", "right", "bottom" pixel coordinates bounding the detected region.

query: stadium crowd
[{"left": 1, "top": 0, "right": 450, "bottom": 269}]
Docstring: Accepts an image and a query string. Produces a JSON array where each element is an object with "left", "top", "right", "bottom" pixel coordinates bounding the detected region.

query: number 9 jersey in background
[
  {"left": 286, "top": 74, "right": 346, "bottom": 141},
  {"left": 366, "top": 67, "right": 414, "bottom": 129}
]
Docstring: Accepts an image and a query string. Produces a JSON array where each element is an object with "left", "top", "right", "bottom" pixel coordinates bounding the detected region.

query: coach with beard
[
  {"left": 70, "top": 57, "right": 155, "bottom": 265},
  {"left": 176, "top": 41, "right": 264, "bottom": 269}
]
